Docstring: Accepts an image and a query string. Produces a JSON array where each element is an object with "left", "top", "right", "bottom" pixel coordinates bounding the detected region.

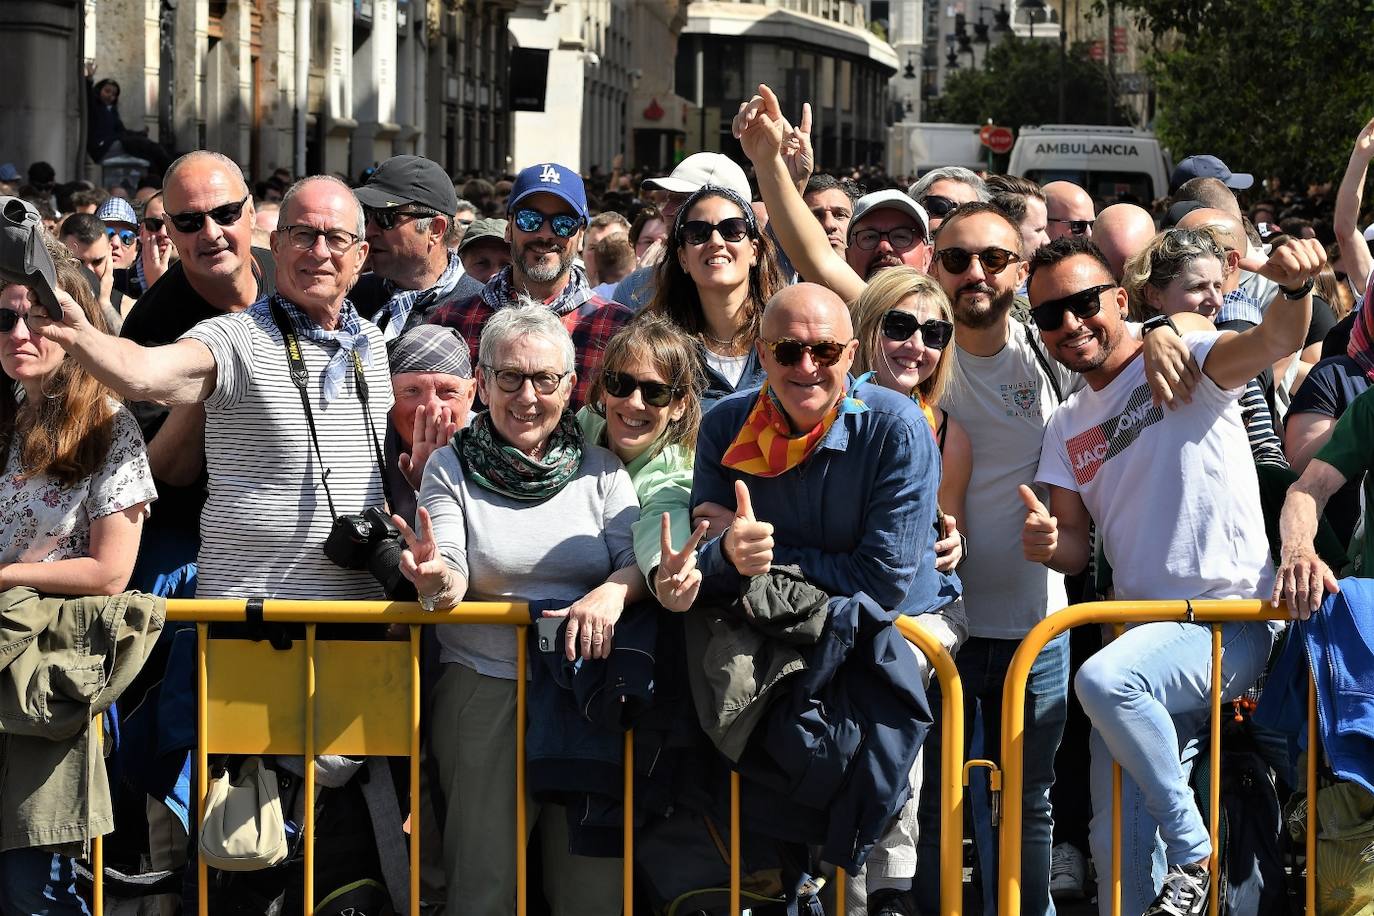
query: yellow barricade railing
[
  {"left": 997, "top": 600, "right": 1319, "bottom": 916},
  {"left": 82, "top": 599, "right": 967, "bottom": 916}
]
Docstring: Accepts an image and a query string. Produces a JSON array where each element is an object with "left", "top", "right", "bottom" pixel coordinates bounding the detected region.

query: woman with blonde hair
[
  {"left": 0, "top": 241, "right": 156, "bottom": 911},
  {"left": 852, "top": 266, "right": 972, "bottom": 567}
]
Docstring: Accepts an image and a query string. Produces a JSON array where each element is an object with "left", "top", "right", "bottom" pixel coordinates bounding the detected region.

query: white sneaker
[{"left": 1049, "top": 842, "right": 1088, "bottom": 900}]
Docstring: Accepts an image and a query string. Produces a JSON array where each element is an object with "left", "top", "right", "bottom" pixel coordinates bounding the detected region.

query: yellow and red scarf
[{"left": 721, "top": 380, "right": 868, "bottom": 478}]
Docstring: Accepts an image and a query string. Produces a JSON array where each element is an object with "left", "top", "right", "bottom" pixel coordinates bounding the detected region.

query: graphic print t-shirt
[{"left": 1036, "top": 331, "right": 1274, "bottom": 602}]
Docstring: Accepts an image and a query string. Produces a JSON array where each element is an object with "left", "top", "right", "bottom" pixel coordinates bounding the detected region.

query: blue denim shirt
[{"left": 692, "top": 380, "right": 960, "bottom": 618}]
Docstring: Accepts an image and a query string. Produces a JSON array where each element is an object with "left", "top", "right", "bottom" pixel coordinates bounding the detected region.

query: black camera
[{"left": 323, "top": 506, "right": 416, "bottom": 599}]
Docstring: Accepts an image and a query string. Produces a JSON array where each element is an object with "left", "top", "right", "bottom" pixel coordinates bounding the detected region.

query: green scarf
[{"left": 454, "top": 409, "right": 584, "bottom": 503}]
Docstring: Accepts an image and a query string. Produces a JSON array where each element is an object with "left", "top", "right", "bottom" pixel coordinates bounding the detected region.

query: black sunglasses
[
  {"left": 1048, "top": 217, "right": 1095, "bottom": 236},
  {"left": 1030, "top": 283, "right": 1116, "bottom": 331},
  {"left": 919, "top": 195, "right": 960, "bottom": 219},
  {"left": 365, "top": 206, "right": 434, "bottom": 232},
  {"left": 105, "top": 226, "right": 136, "bottom": 246},
  {"left": 167, "top": 195, "right": 250, "bottom": 233},
  {"left": 141, "top": 216, "right": 164, "bottom": 233},
  {"left": 933, "top": 246, "right": 1020, "bottom": 275},
  {"left": 512, "top": 208, "right": 582, "bottom": 238},
  {"left": 679, "top": 218, "right": 751, "bottom": 246},
  {"left": 881, "top": 310, "right": 954, "bottom": 350},
  {"left": 0, "top": 307, "right": 34, "bottom": 333},
  {"left": 602, "top": 370, "right": 682, "bottom": 407},
  {"left": 762, "top": 337, "right": 849, "bottom": 368}
]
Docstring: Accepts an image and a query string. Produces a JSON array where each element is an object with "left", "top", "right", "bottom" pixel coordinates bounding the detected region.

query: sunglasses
[
  {"left": 881, "top": 310, "right": 954, "bottom": 350},
  {"left": 679, "top": 217, "right": 751, "bottom": 246},
  {"left": 1030, "top": 283, "right": 1116, "bottom": 331},
  {"left": 851, "top": 227, "right": 922, "bottom": 252},
  {"left": 602, "top": 370, "right": 682, "bottom": 407},
  {"left": 141, "top": 216, "right": 164, "bottom": 233},
  {"left": 482, "top": 365, "right": 570, "bottom": 394},
  {"left": 0, "top": 307, "right": 29, "bottom": 333},
  {"left": 512, "top": 208, "right": 582, "bottom": 238},
  {"left": 365, "top": 206, "right": 434, "bottom": 231},
  {"left": 919, "top": 195, "right": 960, "bottom": 219},
  {"left": 933, "top": 246, "right": 1020, "bottom": 275},
  {"left": 167, "top": 195, "right": 250, "bottom": 233},
  {"left": 105, "top": 226, "right": 136, "bottom": 246},
  {"left": 1048, "top": 217, "right": 1095, "bottom": 236},
  {"left": 762, "top": 337, "right": 850, "bottom": 368}
]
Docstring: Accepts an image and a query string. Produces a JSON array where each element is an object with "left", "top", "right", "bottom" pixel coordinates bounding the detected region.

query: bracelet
[
  {"left": 1280, "top": 278, "right": 1315, "bottom": 300},
  {"left": 418, "top": 570, "right": 452, "bottom": 612}
]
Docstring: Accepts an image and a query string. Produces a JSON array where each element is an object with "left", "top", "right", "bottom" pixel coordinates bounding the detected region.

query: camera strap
[{"left": 268, "top": 300, "right": 394, "bottom": 519}]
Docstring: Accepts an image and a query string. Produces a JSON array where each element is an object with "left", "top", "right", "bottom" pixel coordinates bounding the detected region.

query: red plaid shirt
[{"left": 427, "top": 269, "right": 634, "bottom": 410}]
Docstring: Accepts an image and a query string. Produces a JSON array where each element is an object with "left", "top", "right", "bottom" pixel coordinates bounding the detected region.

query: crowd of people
[{"left": 2, "top": 84, "right": 1373, "bottom": 916}]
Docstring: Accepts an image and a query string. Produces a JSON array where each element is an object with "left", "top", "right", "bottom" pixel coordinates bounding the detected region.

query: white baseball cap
[{"left": 643, "top": 153, "right": 752, "bottom": 202}]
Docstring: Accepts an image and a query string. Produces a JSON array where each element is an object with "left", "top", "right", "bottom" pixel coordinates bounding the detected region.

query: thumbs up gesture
[
  {"left": 723, "top": 479, "right": 774, "bottom": 577},
  {"left": 1019, "top": 485, "right": 1059, "bottom": 565}
]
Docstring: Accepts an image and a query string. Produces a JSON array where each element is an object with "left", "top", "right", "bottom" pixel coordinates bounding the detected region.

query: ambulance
[{"left": 1007, "top": 125, "right": 1171, "bottom": 204}]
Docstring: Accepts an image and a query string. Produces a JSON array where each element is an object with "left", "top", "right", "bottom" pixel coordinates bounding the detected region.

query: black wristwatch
[
  {"left": 1141, "top": 314, "right": 1180, "bottom": 337},
  {"left": 1280, "top": 278, "right": 1315, "bottom": 300}
]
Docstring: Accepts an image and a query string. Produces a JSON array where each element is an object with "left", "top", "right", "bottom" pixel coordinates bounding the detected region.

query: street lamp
[
  {"left": 973, "top": 3, "right": 1012, "bottom": 43},
  {"left": 903, "top": 52, "right": 917, "bottom": 80},
  {"left": 1019, "top": 0, "right": 1047, "bottom": 40}
]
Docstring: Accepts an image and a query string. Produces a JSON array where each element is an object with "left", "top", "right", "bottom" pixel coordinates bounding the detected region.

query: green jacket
[
  {"left": 576, "top": 407, "right": 695, "bottom": 583},
  {"left": 0, "top": 587, "right": 166, "bottom": 854}
]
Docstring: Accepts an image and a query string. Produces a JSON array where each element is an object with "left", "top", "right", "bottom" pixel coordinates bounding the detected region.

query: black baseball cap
[{"left": 354, "top": 155, "right": 459, "bottom": 217}]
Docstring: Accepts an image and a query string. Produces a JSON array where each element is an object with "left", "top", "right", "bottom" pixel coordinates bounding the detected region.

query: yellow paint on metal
[{"left": 1208, "top": 625, "right": 1222, "bottom": 916}]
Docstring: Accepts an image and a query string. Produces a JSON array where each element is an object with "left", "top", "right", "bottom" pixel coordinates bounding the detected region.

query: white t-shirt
[
  {"left": 702, "top": 349, "right": 750, "bottom": 388},
  {"left": 183, "top": 302, "right": 394, "bottom": 600},
  {"left": 1036, "top": 331, "right": 1274, "bottom": 602},
  {"left": 941, "top": 320, "right": 1079, "bottom": 639}
]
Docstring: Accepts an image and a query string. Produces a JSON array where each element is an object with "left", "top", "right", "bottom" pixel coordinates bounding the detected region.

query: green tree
[
  {"left": 1104, "top": 0, "right": 1374, "bottom": 185},
  {"left": 929, "top": 36, "right": 1133, "bottom": 130}
]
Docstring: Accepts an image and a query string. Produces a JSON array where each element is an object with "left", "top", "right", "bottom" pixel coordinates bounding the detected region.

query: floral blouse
[{"left": 0, "top": 400, "right": 156, "bottom": 563}]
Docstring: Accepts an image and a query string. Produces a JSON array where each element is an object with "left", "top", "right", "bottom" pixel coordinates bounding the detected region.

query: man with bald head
[
  {"left": 116, "top": 151, "right": 280, "bottom": 597},
  {"left": 1044, "top": 181, "right": 1097, "bottom": 241},
  {"left": 691, "top": 282, "right": 961, "bottom": 915},
  {"left": 1093, "top": 203, "right": 1157, "bottom": 280},
  {"left": 37, "top": 174, "right": 395, "bottom": 602}
]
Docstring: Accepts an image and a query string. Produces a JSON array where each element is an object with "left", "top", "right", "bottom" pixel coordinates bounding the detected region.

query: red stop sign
[{"left": 980, "top": 125, "right": 1014, "bottom": 154}]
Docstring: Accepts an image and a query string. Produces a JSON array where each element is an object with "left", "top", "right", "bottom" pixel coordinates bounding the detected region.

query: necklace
[{"left": 702, "top": 330, "right": 736, "bottom": 346}]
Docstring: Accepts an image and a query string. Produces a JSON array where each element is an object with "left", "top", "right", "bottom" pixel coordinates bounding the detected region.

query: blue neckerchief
[
  {"left": 380, "top": 250, "right": 464, "bottom": 342},
  {"left": 479, "top": 263, "right": 597, "bottom": 316},
  {"left": 272, "top": 294, "right": 371, "bottom": 404}
]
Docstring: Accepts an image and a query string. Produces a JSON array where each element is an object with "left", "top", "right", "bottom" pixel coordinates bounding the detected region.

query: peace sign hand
[
  {"left": 391, "top": 508, "right": 453, "bottom": 606},
  {"left": 655, "top": 514, "right": 710, "bottom": 612}
]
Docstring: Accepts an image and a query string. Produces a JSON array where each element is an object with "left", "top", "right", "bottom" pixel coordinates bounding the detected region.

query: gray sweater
[{"left": 419, "top": 440, "right": 639, "bottom": 679}]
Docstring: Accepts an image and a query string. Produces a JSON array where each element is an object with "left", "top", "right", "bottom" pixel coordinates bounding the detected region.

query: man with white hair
[{"left": 909, "top": 166, "right": 990, "bottom": 231}]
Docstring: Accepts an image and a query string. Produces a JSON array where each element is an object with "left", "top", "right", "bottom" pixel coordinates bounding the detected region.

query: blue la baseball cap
[{"left": 508, "top": 163, "right": 589, "bottom": 223}]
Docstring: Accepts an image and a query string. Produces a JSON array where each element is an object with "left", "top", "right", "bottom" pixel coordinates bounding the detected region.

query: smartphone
[{"left": 535, "top": 616, "right": 563, "bottom": 654}]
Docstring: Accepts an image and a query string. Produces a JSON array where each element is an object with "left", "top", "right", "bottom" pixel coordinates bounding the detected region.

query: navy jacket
[
  {"left": 1256, "top": 577, "right": 1374, "bottom": 796},
  {"left": 526, "top": 599, "right": 658, "bottom": 856}
]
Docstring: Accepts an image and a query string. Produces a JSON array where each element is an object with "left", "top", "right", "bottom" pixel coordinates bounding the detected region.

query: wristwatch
[
  {"left": 1280, "top": 278, "right": 1315, "bottom": 300},
  {"left": 418, "top": 590, "right": 442, "bottom": 612},
  {"left": 1141, "top": 314, "right": 1180, "bottom": 337}
]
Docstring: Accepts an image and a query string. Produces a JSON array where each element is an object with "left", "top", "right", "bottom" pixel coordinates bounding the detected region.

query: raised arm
[
  {"left": 1202, "top": 238, "right": 1325, "bottom": 390},
  {"left": 33, "top": 288, "right": 216, "bottom": 406},
  {"left": 1334, "top": 117, "right": 1374, "bottom": 297},
  {"left": 733, "top": 85, "right": 865, "bottom": 302}
]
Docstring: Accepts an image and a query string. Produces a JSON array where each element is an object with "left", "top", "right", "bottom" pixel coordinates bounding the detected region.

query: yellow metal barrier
[
  {"left": 84, "top": 600, "right": 966, "bottom": 916},
  {"left": 997, "top": 601, "right": 1320, "bottom": 916}
]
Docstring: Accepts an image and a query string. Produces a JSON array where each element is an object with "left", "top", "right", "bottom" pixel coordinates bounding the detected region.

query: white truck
[
  {"left": 1007, "top": 125, "right": 1171, "bottom": 205},
  {"left": 888, "top": 122, "right": 987, "bottom": 178}
]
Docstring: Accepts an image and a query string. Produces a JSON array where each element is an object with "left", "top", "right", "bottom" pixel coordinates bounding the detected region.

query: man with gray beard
[{"left": 428, "top": 162, "right": 632, "bottom": 409}]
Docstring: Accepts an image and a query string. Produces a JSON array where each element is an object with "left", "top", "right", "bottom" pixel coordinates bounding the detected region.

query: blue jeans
[
  {"left": 1076, "top": 620, "right": 1277, "bottom": 916},
  {"left": 0, "top": 847, "right": 89, "bottom": 915},
  {"left": 915, "top": 633, "right": 1069, "bottom": 916}
]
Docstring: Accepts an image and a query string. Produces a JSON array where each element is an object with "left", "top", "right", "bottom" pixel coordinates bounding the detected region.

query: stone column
[
  {"left": 0, "top": 0, "right": 84, "bottom": 177},
  {"left": 350, "top": 0, "right": 398, "bottom": 177},
  {"left": 320, "top": 0, "right": 356, "bottom": 176},
  {"left": 173, "top": 0, "right": 209, "bottom": 151}
]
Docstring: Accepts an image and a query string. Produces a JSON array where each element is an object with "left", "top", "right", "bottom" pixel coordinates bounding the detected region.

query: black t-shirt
[
  {"left": 120, "top": 246, "right": 276, "bottom": 532},
  {"left": 1323, "top": 311, "right": 1357, "bottom": 362},
  {"left": 1305, "top": 295, "right": 1338, "bottom": 349},
  {"left": 1285, "top": 355, "right": 1371, "bottom": 546}
]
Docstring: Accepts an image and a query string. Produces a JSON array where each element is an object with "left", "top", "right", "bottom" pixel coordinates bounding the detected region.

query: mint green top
[{"left": 577, "top": 407, "right": 695, "bottom": 582}]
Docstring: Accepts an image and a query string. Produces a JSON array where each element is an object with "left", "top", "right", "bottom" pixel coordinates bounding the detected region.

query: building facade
[{"left": 676, "top": 0, "right": 898, "bottom": 168}]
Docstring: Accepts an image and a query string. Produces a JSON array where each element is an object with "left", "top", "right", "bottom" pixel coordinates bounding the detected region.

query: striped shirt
[{"left": 182, "top": 299, "right": 394, "bottom": 600}]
